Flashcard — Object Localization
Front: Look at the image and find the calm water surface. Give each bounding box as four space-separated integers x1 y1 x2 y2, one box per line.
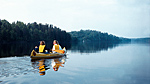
0 42 150 84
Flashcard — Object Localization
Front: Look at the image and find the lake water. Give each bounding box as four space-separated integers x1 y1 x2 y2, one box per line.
0 42 150 84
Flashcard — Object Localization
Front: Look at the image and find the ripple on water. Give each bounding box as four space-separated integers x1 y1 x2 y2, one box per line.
0 56 35 78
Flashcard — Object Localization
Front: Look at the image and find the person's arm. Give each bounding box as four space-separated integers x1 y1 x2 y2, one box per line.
44 46 50 52
52 45 55 50
34 46 39 52
45 46 50 50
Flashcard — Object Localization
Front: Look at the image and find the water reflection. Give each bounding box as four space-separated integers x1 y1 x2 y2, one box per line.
0 57 34 78
0 41 71 58
0 42 36 58
0 56 67 78
32 59 50 76
31 56 67 75
52 58 66 71
70 41 121 53
0 43 149 84
0 41 128 57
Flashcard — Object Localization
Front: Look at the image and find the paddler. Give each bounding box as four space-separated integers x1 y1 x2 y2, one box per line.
52 40 62 53
35 41 50 53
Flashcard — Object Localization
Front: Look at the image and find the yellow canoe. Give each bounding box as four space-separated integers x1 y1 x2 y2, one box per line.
30 48 66 60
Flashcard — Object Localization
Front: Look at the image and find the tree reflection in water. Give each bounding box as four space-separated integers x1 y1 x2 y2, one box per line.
70 41 121 53
0 41 125 57
0 41 71 58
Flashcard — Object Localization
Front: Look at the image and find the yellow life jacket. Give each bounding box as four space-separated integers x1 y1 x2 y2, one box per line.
54 45 59 50
53 46 66 54
39 65 45 72
39 45 45 53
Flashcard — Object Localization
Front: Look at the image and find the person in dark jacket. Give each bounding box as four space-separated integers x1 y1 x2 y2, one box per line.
35 41 50 53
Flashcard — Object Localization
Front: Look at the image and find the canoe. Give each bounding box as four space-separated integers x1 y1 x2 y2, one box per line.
30 50 66 60
30 48 66 60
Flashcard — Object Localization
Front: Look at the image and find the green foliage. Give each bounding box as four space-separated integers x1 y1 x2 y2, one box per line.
69 30 124 42
0 19 71 43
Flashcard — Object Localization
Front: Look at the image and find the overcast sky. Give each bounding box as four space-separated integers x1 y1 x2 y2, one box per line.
0 0 150 38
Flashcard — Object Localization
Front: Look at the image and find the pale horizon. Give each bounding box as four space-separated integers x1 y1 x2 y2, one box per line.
0 0 150 38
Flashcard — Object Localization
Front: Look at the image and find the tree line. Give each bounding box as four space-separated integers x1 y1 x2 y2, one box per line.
0 19 71 43
131 37 150 43
0 19 131 43
69 30 131 43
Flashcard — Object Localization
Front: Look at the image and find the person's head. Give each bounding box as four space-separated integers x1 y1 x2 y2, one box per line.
53 40 59 45
40 41 45 45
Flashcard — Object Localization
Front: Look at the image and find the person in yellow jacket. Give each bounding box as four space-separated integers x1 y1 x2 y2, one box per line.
52 40 63 53
52 40 62 50
52 40 67 54
35 41 50 53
